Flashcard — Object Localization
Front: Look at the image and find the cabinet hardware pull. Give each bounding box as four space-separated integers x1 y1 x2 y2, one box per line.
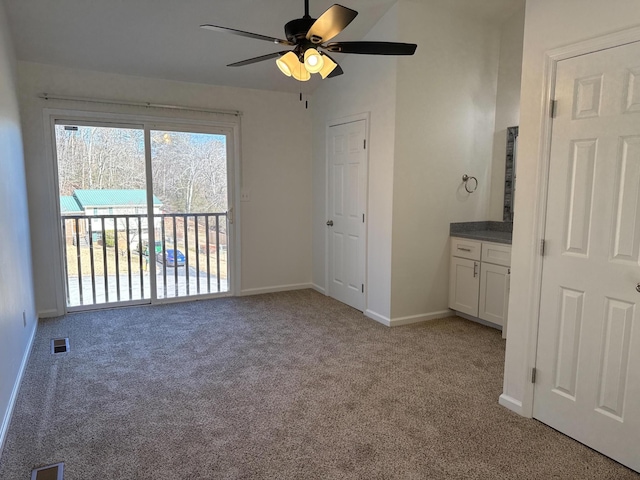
458 247 471 252
473 262 478 278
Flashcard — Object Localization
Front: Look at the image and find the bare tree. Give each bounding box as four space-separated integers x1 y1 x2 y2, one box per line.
56 125 228 214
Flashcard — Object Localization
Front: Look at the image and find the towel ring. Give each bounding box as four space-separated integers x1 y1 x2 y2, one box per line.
462 174 478 193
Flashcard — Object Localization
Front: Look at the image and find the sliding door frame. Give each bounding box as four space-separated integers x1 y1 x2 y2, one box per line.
43 108 242 315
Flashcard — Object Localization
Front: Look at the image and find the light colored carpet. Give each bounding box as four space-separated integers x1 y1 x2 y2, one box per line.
0 290 637 479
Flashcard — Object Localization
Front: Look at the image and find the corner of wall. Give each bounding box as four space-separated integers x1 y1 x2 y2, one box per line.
0 0 38 459
390 2 502 319
310 3 400 320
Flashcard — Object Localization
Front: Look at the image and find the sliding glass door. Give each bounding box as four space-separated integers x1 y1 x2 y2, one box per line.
55 120 232 311
56 122 151 308
150 128 229 299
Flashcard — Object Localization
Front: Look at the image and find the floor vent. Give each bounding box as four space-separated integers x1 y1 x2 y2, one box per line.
50 338 70 354
31 462 64 480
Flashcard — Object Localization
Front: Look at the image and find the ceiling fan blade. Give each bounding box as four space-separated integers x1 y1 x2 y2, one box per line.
325 41 417 55
200 24 293 46
227 51 290 67
327 63 343 78
306 4 358 44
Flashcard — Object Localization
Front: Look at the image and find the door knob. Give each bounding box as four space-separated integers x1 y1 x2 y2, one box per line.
636 283 640 293
326 220 334 227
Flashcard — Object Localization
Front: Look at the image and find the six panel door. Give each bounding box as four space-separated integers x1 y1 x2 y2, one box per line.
534 41 640 472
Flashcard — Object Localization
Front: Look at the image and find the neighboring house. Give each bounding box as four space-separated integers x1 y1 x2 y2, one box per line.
58 189 225 250
59 189 163 243
59 195 85 242
59 195 83 216
70 189 162 218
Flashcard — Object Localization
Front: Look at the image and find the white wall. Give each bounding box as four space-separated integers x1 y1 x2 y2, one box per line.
503 0 640 415
390 1 501 320
17 62 312 316
0 4 37 454
488 4 525 221
311 4 399 321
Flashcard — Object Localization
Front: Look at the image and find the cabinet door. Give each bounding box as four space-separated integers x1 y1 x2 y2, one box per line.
449 256 480 316
478 263 510 327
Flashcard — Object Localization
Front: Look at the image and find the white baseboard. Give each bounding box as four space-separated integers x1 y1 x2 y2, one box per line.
239 283 313 296
456 311 503 331
37 308 60 318
311 283 326 295
365 309 454 327
0 321 37 457
364 309 391 327
389 310 453 327
499 393 524 415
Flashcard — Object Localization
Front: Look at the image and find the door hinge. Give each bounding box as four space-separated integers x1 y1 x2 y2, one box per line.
228 207 234 224
363 139 366 149
531 367 537 384
540 239 546 256
362 284 364 293
550 99 557 118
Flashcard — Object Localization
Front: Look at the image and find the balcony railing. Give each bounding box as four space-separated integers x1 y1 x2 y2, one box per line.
61 212 228 308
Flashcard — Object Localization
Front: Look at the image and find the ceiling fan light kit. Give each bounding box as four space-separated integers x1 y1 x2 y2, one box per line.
276 51 298 77
318 53 338 79
304 48 325 73
201 0 417 83
291 61 312 82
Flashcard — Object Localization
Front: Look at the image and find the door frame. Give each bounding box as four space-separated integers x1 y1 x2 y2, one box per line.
324 112 370 309
514 26 640 418
42 107 242 315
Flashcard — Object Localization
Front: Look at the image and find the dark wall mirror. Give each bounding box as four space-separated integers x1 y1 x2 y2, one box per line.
503 126 518 221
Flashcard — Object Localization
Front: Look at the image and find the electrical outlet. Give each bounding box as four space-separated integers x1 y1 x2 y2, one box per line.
240 189 251 202
23 311 26 327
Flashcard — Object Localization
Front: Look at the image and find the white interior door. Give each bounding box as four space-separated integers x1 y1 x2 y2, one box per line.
327 119 367 311
534 41 640 472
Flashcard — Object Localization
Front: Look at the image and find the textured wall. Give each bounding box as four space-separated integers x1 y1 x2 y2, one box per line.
390 1 501 321
0 3 37 454
488 4 525 221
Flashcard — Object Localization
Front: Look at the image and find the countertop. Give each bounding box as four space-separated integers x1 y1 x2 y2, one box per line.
450 221 512 245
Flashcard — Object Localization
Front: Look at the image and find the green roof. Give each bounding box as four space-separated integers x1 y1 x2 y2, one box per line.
72 190 162 208
60 196 83 213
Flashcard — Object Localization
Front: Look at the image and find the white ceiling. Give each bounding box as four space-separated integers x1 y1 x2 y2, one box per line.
3 0 523 94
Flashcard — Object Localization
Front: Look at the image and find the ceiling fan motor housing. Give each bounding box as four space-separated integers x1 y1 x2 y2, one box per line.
284 17 316 43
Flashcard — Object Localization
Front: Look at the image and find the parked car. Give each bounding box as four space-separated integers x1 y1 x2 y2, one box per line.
158 248 185 267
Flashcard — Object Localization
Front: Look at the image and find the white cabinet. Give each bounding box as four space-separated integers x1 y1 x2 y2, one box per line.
478 262 510 326
449 256 480 316
449 238 482 316
449 237 511 330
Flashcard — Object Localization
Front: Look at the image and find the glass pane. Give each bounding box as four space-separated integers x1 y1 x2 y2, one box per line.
150 130 229 299
56 124 151 307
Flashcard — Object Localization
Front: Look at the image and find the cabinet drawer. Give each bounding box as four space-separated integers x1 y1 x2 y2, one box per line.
481 242 511 267
451 237 481 261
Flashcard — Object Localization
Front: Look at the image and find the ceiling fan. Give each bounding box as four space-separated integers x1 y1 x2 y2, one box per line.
201 0 417 81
